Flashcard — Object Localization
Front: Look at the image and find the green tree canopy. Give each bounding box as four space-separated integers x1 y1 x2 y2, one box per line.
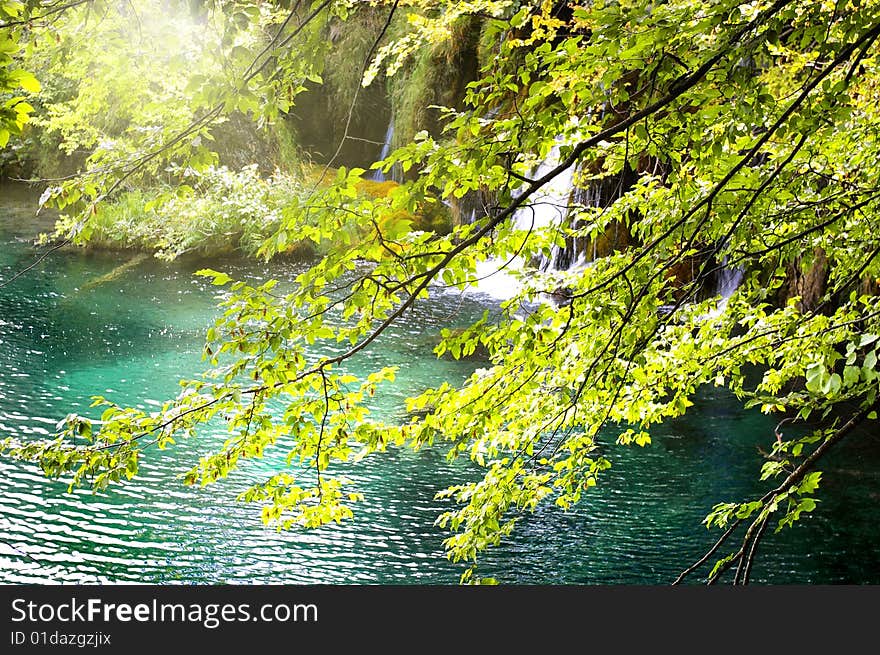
3 0 880 584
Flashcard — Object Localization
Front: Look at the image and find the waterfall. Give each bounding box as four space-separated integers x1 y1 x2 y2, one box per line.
369 120 395 182
716 258 744 300
463 143 580 300
704 255 745 317
510 145 579 272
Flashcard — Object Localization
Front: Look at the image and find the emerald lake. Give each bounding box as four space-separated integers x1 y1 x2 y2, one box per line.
2 184 879 584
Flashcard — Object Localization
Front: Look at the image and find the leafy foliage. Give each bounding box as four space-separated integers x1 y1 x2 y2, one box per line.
69 165 308 259
0 0 41 147
3 0 880 584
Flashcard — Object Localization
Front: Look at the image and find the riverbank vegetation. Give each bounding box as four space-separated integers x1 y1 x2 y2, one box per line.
65 163 446 259
2 0 880 584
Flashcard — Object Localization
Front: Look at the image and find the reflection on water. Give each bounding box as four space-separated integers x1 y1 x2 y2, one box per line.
1 183 879 584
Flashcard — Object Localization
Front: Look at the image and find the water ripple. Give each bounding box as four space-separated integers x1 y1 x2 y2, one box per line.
2 186 880 584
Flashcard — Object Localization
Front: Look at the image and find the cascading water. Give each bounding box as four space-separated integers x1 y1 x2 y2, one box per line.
701 254 746 318
511 145 581 272
369 120 396 182
717 258 744 300
454 137 745 308
465 144 582 300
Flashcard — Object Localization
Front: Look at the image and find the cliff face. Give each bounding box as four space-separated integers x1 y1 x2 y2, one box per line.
387 15 483 154
287 10 393 168
288 10 482 173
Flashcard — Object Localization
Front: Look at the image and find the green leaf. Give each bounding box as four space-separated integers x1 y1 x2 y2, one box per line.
9 69 40 93
195 269 232 286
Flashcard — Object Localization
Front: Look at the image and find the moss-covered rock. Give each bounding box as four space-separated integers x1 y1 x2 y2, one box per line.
387 15 483 157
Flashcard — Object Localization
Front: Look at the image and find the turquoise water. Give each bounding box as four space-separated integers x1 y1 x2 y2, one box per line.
1 183 879 584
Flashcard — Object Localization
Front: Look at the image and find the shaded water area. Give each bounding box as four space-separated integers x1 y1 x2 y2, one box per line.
1 183 879 584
